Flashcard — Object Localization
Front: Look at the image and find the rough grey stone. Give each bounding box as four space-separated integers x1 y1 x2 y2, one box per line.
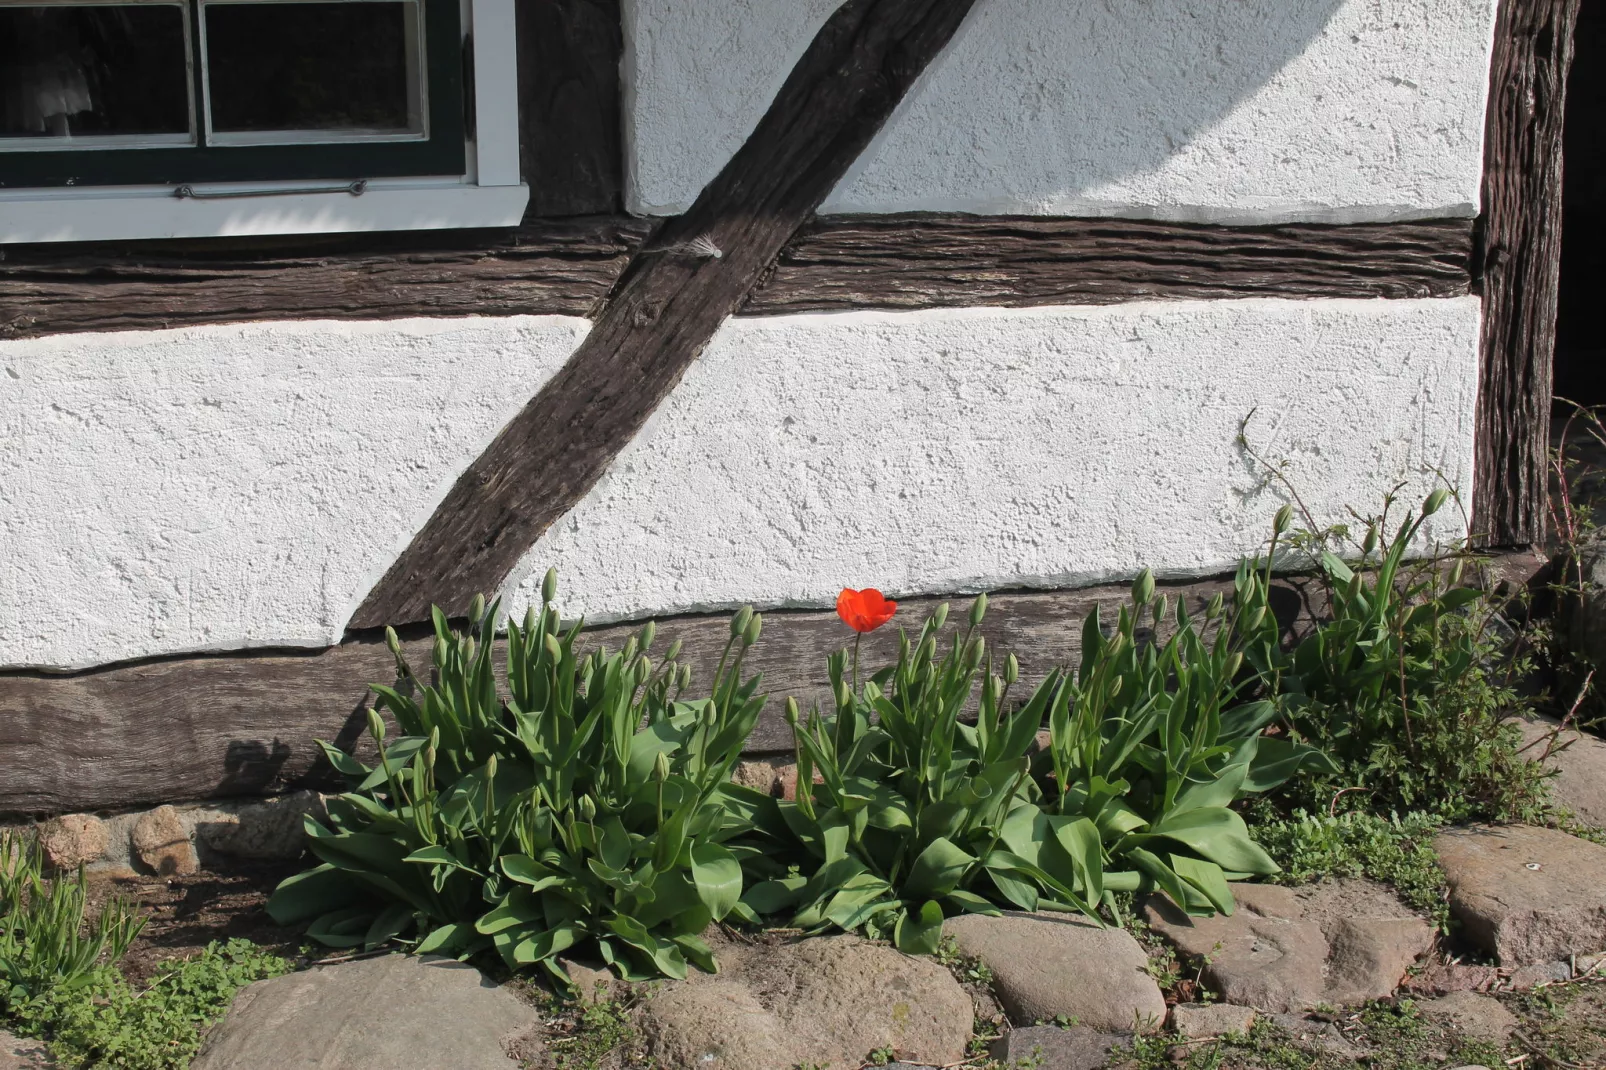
1508 959 1572 989
988 1025 1131 1070
1436 823 1606 966
1323 916 1436 1005
191 954 534 1070
637 932 972 1070
1170 1002 1256 1039
729 760 781 797
1509 715 1606 829
1144 885 1327 1013
131 805 197 877
946 911 1166 1031
1415 990 1518 1043
36 814 107 871
193 792 322 861
0 1031 54 1070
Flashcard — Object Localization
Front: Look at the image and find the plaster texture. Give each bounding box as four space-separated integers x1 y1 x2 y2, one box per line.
624 0 1495 222
0 316 589 670
501 297 1480 625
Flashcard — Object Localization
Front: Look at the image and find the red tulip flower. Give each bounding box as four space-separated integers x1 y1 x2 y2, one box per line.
837 588 897 633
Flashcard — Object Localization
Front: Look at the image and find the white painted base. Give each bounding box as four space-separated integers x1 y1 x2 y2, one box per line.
0 317 589 670
500 298 1481 626
625 0 1495 223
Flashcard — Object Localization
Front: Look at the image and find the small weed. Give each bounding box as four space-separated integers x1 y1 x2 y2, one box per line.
934 935 995 989
864 1045 895 1065
7 938 288 1070
539 991 655 1070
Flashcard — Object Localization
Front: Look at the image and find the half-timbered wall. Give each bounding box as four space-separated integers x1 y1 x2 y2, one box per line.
2 0 1573 814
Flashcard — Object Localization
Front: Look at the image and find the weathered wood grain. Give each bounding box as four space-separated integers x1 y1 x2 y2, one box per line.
2 576 1304 816
746 216 1475 313
1473 0 1581 546
349 0 985 629
0 218 650 339
517 0 623 218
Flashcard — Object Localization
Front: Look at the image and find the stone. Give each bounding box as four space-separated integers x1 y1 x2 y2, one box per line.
729 760 781 797
1508 715 1606 828
988 1025 1131 1070
1169 1003 1255 1039
1323 916 1435 1005
191 954 534 1070
1415 991 1518 1043
945 911 1166 1032
637 933 972 1069
638 981 806 1070
1144 886 1327 1013
0 1031 54 1070
1508 959 1572 989
131 805 197 877
774 761 822 803
1263 1012 1360 1057
1435 823 1606 966
195 792 322 861
36 814 107 871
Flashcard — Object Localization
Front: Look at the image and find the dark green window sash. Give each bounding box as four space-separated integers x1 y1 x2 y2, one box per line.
0 0 465 188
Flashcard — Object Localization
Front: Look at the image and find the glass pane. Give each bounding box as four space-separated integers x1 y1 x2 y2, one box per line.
204 1 422 138
0 4 190 141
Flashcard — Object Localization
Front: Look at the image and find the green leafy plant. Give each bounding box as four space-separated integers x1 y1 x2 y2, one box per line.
0 830 143 1010
1256 810 1450 930
268 573 775 982
1250 490 1550 821
7 938 287 1070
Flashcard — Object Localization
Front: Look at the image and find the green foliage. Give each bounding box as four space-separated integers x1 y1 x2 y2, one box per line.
745 582 1322 949
7 939 287 1070
1250 490 1550 822
268 576 774 982
0 830 143 1010
1255 810 1450 931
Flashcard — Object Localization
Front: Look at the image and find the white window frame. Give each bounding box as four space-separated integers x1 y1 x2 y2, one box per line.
0 0 527 243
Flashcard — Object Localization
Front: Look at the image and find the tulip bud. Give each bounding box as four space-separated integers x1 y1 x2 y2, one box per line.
702 701 719 727
523 605 537 635
577 794 597 822
424 745 437 770
640 620 657 651
469 593 486 626
1361 523 1379 557
385 625 403 660
964 636 986 667
1005 653 1019 686
1423 488 1449 517
622 635 638 662
1132 569 1155 608
429 727 441 749
666 638 683 661
636 657 653 686
918 636 938 665
678 664 693 690
1246 605 1267 631
654 752 671 782
1224 651 1243 678
835 680 853 708
544 634 563 662
744 614 763 647
541 567 558 606
1450 557 1465 587
969 594 988 628
730 605 754 639
784 696 801 726
1109 675 1124 699
1206 592 1225 620
1273 504 1294 535
366 708 385 741
485 754 499 780
929 604 949 633
1154 594 1170 624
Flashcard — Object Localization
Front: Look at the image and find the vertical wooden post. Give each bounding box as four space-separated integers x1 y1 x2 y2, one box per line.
1473 0 1581 546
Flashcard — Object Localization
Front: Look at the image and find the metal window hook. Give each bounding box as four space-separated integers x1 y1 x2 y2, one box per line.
173 179 368 200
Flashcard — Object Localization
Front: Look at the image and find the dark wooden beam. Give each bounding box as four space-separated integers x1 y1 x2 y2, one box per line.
0 219 650 340
747 216 1475 314
517 0 623 218
1473 0 1581 546
348 0 985 630
2 576 1280 816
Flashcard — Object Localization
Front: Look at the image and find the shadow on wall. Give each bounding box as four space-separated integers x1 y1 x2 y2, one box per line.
825 0 1438 218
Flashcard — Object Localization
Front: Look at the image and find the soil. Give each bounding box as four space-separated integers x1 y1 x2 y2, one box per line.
84 860 306 986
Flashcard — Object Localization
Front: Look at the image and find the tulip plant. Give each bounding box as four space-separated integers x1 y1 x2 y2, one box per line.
267 574 775 983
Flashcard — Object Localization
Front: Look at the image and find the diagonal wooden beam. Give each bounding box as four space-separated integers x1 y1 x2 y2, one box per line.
1472 0 1580 546
349 0 982 629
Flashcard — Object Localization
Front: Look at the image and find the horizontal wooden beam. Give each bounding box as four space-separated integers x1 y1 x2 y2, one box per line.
2 575 1318 817
0 218 650 340
0 215 1475 342
744 215 1476 314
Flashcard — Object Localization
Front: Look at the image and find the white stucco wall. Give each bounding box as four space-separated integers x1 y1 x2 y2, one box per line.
0 317 589 670
624 0 1496 222
499 297 1481 625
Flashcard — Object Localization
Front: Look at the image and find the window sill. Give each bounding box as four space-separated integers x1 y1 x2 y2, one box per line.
0 179 530 244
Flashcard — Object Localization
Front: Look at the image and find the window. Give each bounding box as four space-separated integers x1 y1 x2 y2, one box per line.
0 0 525 242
